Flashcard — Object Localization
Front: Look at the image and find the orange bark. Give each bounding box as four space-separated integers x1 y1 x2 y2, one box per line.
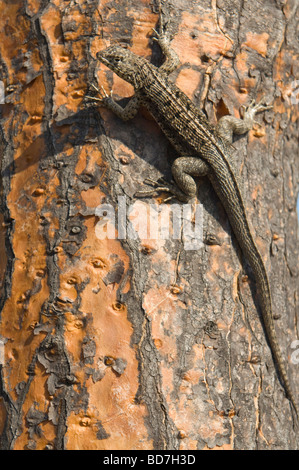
0 0 298 450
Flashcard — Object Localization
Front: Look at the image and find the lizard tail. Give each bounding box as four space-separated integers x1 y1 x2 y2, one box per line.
209 161 298 418
244 242 298 419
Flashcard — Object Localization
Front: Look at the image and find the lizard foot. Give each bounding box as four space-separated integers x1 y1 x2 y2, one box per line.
134 178 188 203
85 83 113 106
241 97 273 120
151 0 172 48
152 28 171 49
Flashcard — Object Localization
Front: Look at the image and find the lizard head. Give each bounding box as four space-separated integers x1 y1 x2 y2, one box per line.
97 46 144 88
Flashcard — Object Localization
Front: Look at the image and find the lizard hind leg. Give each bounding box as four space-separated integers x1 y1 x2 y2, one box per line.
216 98 273 144
171 156 210 199
135 157 210 203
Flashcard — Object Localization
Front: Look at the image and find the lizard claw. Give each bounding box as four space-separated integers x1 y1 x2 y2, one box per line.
143 177 159 187
151 28 170 46
242 96 273 120
135 177 188 202
92 83 113 99
253 95 273 113
86 83 113 104
151 1 171 46
152 28 160 39
143 177 172 187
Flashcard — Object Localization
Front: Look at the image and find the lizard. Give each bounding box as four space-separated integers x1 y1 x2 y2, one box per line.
88 10 298 418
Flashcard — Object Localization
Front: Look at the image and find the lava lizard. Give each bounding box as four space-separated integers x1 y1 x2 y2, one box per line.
88 16 298 417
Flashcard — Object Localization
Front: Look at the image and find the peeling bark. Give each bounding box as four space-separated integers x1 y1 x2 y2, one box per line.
0 0 298 450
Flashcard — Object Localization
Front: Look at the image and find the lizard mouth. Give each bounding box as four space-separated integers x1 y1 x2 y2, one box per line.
97 52 110 66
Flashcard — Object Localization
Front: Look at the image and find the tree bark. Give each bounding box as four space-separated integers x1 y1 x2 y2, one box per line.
0 0 298 450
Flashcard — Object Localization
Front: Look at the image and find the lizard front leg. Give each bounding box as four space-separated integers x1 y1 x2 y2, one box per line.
154 30 180 75
87 84 141 121
152 3 180 75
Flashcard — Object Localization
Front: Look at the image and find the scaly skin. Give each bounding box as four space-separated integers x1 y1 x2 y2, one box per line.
91 30 298 418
